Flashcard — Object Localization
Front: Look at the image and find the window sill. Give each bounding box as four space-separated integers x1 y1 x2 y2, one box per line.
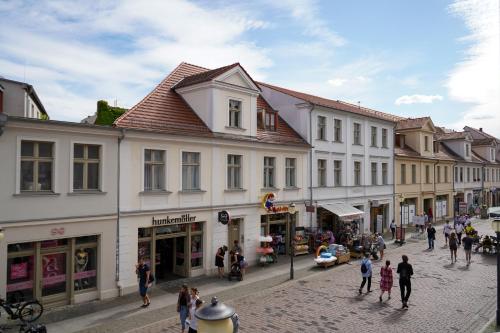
382 146 389 149
224 188 247 192
14 192 60 197
352 143 363 146
139 190 172 196
225 126 247 132
370 145 378 148
332 140 343 143
178 189 207 194
316 139 328 142
283 186 301 191
68 191 107 196
261 187 280 191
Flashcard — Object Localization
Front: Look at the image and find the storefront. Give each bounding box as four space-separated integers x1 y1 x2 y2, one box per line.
369 201 389 234
1 217 117 307
317 202 364 244
137 215 204 282
435 195 449 221
260 213 296 255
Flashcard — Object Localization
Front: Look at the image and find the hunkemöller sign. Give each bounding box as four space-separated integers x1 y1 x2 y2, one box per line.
152 214 196 226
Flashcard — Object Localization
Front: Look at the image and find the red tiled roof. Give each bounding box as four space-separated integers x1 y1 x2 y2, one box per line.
115 62 308 147
256 95 308 146
115 62 213 136
173 63 240 89
258 82 401 123
395 117 432 131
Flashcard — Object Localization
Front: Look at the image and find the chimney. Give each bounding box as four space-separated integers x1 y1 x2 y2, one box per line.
479 128 483 132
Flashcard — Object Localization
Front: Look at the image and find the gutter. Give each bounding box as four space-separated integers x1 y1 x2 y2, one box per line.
116 128 125 294
309 104 315 228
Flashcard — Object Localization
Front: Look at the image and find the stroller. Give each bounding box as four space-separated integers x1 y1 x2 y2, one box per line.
228 252 245 281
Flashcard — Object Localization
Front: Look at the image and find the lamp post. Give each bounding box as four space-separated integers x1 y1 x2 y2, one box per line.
289 203 296 280
492 216 500 327
397 195 405 245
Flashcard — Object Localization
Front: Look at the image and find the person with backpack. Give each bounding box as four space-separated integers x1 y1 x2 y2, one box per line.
358 253 372 294
427 224 436 249
177 284 191 333
449 232 458 263
135 257 152 308
397 255 413 309
379 260 393 302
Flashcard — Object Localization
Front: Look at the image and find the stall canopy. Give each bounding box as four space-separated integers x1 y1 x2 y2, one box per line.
320 203 364 221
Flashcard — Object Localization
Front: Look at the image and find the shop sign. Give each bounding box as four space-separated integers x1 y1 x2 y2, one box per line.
218 210 231 225
306 205 315 213
262 193 290 213
459 202 467 215
152 214 196 226
50 227 65 236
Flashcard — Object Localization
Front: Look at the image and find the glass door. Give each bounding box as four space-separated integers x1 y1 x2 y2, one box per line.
41 251 68 302
173 237 186 277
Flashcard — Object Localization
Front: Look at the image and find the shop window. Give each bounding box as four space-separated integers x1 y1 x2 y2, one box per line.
156 224 187 235
41 252 67 297
138 228 152 238
191 235 203 268
7 255 34 303
8 242 34 253
20 141 53 192
41 239 68 249
191 223 203 232
138 240 151 266
176 237 185 266
269 213 287 222
74 246 97 291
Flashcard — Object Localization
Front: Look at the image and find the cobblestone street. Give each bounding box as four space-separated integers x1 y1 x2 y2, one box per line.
134 219 497 333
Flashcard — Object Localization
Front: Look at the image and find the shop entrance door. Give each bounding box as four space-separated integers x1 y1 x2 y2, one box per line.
155 237 187 281
173 237 186 277
40 251 68 305
228 219 240 252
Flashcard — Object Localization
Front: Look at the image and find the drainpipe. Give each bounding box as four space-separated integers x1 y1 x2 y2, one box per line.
116 128 125 295
481 164 485 206
433 160 439 221
308 104 315 228
392 124 397 227
452 160 457 214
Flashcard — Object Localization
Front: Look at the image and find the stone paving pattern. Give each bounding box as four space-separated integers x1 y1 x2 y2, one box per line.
131 219 497 333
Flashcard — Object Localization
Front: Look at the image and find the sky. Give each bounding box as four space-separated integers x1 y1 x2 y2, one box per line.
0 0 499 136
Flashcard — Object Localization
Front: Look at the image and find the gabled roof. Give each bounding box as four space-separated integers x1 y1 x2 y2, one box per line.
464 126 500 144
115 62 308 147
395 117 433 131
435 131 471 141
258 81 400 123
471 138 496 146
0 77 48 116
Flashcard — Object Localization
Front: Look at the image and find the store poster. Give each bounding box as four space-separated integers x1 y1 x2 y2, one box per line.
10 262 28 280
42 253 66 286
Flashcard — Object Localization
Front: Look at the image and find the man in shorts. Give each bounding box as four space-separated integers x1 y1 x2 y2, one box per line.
135 257 151 307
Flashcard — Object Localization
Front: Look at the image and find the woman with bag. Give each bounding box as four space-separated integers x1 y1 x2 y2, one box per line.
379 260 393 302
177 284 191 333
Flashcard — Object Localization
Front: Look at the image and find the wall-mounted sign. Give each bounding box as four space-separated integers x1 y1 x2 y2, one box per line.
218 211 231 225
50 228 65 236
306 205 315 213
152 214 196 226
261 193 291 214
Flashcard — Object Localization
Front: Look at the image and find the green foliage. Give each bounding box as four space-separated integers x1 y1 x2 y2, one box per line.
40 113 49 120
95 100 127 126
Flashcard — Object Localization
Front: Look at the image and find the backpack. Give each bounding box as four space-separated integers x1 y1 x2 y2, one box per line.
361 261 368 274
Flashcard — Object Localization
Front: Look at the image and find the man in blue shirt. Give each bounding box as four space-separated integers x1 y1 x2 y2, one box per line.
359 253 372 294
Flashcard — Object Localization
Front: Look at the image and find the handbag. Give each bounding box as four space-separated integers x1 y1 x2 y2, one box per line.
383 244 387 249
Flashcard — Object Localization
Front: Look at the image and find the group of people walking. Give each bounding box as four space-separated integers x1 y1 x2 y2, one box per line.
430 219 475 265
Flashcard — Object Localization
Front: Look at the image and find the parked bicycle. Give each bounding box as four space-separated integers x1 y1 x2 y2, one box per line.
0 298 43 323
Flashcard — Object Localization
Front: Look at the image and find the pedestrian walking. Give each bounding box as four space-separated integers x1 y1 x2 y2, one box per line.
177 284 191 333
232 240 243 254
397 255 413 309
215 245 228 278
427 224 436 249
359 253 372 294
449 232 458 263
443 221 452 245
390 220 396 239
463 234 473 266
187 299 203 333
455 222 464 245
379 260 393 302
135 257 151 308
376 233 386 260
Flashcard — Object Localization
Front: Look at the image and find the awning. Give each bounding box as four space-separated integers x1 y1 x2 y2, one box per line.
320 203 364 221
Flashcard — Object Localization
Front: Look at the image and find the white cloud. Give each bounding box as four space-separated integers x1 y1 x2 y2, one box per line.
0 0 272 121
395 94 443 105
327 78 346 87
446 0 500 136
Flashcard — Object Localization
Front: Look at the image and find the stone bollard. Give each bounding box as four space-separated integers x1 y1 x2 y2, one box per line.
195 296 239 333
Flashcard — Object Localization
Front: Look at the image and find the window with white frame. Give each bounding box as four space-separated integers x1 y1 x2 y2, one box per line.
74 144 101 191
143 149 165 191
285 158 296 187
382 128 388 148
465 144 470 157
371 162 377 185
263 157 275 188
370 126 377 147
227 154 242 189
182 152 200 190
353 123 361 145
354 161 361 186
424 136 429 151
382 163 388 185
265 111 277 131
20 141 53 192
318 159 327 187
334 160 342 186
334 119 342 142
317 116 326 140
228 99 242 128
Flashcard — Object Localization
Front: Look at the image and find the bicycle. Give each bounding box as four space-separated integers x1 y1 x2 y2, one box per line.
0 298 43 323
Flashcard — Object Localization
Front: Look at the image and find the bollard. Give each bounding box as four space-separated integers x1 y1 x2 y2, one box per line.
195 296 238 333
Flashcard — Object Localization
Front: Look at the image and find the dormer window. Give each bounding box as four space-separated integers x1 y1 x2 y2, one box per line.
424 136 429 151
265 111 277 131
228 99 241 128
433 141 439 153
465 144 470 157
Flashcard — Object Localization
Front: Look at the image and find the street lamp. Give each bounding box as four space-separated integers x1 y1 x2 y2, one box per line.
397 195 405 245
289 203 296 280
492 215 500 327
